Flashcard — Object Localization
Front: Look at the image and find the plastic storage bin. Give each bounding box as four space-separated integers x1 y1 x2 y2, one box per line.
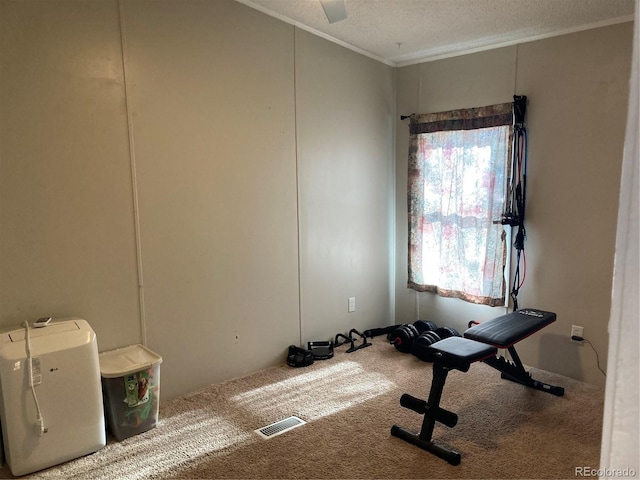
99 344 162 441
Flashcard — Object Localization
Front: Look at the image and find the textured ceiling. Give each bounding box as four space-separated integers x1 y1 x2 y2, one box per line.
237 0 635 65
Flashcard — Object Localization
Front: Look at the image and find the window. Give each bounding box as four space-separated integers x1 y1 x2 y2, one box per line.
407 103 514 306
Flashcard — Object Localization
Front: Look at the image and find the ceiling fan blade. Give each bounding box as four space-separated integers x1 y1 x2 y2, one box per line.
319 0 347 24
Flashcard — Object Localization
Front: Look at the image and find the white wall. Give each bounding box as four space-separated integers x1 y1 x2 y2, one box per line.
396 23 634 387
0 0 395 400
295 29 396 343
600 1 639 473
0 0 142 349
120 0 301 397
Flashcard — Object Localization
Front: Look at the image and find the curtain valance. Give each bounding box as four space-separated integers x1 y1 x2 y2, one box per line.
409 102 513 135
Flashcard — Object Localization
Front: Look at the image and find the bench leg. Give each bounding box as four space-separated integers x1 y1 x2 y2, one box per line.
391 361 462 465
484 346 564 396
391 425 461 465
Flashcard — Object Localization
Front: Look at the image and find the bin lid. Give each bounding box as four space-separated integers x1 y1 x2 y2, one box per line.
99 344 162 378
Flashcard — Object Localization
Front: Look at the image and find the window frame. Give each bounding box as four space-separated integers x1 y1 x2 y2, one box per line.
407 103 514 307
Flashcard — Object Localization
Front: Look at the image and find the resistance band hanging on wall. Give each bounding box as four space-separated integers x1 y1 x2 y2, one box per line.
500 95 528 311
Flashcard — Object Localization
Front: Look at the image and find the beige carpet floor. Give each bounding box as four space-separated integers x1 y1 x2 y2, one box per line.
3 338 604 479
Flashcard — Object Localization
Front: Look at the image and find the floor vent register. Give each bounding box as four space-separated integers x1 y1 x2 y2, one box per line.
255 416 306 439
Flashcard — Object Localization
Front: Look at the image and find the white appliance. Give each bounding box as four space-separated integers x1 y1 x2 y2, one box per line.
0 319 106 476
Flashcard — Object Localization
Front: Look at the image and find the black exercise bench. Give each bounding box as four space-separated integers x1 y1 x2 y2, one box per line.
391 308 564 465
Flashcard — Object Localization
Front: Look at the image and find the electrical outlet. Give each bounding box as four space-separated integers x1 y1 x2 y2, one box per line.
348 297 356 313
571 325 584 342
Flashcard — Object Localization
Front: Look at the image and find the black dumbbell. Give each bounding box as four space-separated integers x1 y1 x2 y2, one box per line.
413 320 438 334
410 330 442 362
390 324 420 353
435 326 461 339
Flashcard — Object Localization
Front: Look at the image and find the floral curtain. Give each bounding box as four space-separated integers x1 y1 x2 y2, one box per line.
407 103 513 306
